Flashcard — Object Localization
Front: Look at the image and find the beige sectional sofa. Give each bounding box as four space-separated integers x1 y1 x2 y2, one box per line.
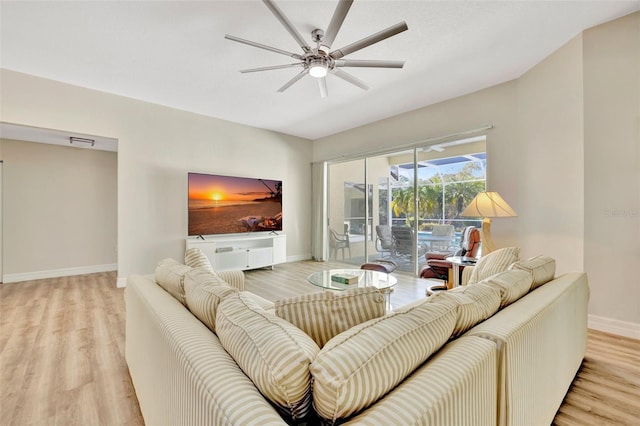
125 251 589 426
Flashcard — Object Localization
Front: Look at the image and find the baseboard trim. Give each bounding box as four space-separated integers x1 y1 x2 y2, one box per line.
588 315 640 339
116 276 128 288
3 263 118 284
286 253 312 263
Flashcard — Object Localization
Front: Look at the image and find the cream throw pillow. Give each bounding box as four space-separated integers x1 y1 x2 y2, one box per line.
509 255 556 290
274 287 385 348
482 269 533 308
427 283 501 337
154 258 191 305
310 299 456 422
184 268 238 332
184 247 214 273
216 292 320 423
468 247 521 284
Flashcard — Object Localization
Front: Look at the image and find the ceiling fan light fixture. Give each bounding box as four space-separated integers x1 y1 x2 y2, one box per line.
309 61 328 78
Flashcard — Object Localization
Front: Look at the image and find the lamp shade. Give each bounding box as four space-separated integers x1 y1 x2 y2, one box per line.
461 191 516 255
461 191 517 218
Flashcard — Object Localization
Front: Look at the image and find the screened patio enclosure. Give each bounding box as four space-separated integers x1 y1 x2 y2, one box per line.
326 137 486 274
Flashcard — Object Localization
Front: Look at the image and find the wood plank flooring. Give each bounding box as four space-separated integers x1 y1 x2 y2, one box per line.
0 261 637 425
0 272 143 426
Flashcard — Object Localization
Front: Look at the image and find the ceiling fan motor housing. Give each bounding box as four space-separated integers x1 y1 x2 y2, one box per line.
312 28 324 43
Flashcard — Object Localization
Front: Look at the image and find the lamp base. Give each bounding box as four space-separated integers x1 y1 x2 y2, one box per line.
481 218 496 255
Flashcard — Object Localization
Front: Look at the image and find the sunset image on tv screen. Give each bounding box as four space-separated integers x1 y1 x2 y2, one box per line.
188 173 282 236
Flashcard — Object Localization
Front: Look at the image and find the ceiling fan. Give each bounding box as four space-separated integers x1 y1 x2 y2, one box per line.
225 0 408 98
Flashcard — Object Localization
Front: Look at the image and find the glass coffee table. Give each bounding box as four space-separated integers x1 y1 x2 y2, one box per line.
307 269 397 311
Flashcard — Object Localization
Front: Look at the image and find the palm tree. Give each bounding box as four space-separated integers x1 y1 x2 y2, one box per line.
389 160 486 228
390 187 412 225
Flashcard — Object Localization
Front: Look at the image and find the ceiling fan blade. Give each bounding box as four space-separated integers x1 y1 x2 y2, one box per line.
330 21 408 60
335 59 405 68
332 68 369 90
318 77 328 98
263 0 311 53
240 63 304 73
225 34 303 59
320 0 353 52
277 69 309 93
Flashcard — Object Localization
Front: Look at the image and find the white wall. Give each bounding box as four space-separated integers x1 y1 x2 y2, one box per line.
314 13 640 332
583 12 639 326
0 69 313 278
516 34 585 275
0 139 117 277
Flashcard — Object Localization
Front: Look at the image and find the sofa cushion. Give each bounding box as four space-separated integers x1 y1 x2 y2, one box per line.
274 287 385 348
509 255 556 290
216 270 245 291
427 283 501 337
241 291 274 311
482 269 533 308
310 299 456 422
184 268 238 332
468 247 521 284
184 247 214 273
216 292 320 423
154 258 191 305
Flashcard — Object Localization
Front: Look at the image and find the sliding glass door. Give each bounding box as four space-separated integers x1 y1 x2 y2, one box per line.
415 139 486 253
325 137 486 274
327 158 368 264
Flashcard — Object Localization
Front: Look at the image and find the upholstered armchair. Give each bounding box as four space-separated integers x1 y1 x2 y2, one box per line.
420 226 481 286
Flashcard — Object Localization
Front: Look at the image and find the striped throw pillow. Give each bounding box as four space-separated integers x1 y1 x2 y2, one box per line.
427 283 501 337
274 288 385 348
468 247 520 284
509 255 556 290
310 299 456 422
216 293 320 423
154 258 191 305
184 268 238 332
184 247 214 273
482 269 533 308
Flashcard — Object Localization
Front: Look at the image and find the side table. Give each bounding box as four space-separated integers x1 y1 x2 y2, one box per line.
446 256 478 287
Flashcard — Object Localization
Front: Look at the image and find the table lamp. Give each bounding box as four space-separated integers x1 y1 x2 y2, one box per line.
461 191 517 255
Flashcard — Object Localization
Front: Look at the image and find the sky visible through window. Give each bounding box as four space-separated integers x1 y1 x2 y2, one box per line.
397 154 486 183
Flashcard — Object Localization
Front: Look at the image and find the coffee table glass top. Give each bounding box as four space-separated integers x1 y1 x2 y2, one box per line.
307 269 397 291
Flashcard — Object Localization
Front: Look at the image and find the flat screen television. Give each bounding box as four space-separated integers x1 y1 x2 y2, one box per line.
188 172 282 236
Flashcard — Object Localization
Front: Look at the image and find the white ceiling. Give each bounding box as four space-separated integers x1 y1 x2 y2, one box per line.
1 1 638 140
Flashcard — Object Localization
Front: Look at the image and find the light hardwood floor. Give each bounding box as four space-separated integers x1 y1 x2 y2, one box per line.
0 261 638 425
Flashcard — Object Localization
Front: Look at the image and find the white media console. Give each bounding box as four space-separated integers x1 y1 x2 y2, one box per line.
186 233 286 272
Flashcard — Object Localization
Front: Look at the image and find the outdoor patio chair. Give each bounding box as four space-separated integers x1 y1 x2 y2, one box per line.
430 224 455 250
375 225 393 258
391 226 427 264
329 227 351 259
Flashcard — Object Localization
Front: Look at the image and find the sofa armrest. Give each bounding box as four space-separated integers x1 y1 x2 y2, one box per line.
126 275 285 425
342 336 497 425
217 270 245 291
467 272 589 426
461 265 474 285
